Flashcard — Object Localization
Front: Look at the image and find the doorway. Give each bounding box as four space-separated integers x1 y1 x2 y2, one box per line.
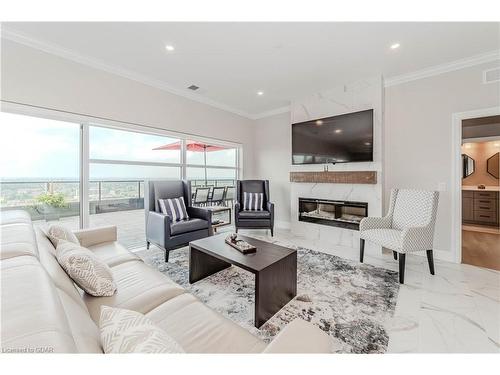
460 114 500 270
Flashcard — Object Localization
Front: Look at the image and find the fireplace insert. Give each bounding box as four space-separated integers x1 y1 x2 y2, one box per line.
298 198 368 230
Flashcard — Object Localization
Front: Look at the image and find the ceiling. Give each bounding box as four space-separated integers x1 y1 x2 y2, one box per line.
2 22 499 118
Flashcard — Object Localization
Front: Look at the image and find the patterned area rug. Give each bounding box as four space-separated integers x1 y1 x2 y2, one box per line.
136 240 399 353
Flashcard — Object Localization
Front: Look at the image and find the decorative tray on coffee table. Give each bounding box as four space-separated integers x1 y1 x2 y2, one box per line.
225 234 257 254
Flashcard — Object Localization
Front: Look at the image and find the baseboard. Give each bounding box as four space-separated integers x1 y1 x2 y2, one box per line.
275 220 291 230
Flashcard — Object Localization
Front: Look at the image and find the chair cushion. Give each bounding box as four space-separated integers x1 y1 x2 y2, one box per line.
99 306 184 353
361 228 402 251
147 294 266 353
170 218 209 235
238 210 271 219
83 260 185 323
56 240 117 297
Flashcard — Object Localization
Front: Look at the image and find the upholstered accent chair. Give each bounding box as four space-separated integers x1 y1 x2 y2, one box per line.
234 180 275 236
144 180 213 262
359 188 439 284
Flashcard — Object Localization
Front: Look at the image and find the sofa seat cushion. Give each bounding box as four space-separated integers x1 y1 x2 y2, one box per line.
0 213 39 260
83 260 185 322
360 228 402 251
87 241 141 267
238 210 271 219
170 218 208 235
146 294 266 353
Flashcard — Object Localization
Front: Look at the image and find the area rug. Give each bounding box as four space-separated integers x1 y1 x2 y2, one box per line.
136 240 399 353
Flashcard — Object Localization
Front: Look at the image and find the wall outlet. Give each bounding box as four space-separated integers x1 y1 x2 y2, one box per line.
437 182 446 192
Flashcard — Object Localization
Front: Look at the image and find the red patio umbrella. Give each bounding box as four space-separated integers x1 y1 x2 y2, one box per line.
153 141 226 185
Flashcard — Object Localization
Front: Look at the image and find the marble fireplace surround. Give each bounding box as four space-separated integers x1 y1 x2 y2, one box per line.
290 76 384 255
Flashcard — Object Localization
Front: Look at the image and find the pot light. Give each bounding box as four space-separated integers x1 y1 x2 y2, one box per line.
334 129 343 134
364 142 371 146
316 120 323 126
494 143 500 147
165 45 175 51
464 143 472 149
257 91 264 96
390 43 400 50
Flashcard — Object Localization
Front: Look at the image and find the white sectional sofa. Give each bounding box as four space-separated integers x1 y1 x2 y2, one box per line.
0 210 331 353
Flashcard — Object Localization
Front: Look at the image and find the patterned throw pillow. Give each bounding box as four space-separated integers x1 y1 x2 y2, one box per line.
243 192 264 211
99 306 185 354
44 224 80 247
158 197 189 221
56 240 116 297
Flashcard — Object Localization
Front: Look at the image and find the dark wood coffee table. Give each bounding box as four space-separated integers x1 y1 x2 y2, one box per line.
189 234 297 328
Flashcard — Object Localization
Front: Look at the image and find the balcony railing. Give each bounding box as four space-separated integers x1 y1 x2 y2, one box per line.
0 179 236 221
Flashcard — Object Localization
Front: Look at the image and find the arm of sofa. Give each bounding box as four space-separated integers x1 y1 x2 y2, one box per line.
146 211 172 248
262 319 332 353
73 226 117 248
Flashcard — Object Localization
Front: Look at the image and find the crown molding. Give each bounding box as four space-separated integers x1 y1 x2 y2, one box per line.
252 105 291 119
1 27 257 120
384 50 500 87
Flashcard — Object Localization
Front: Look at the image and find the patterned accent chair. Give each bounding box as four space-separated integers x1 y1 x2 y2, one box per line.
359 189 439 284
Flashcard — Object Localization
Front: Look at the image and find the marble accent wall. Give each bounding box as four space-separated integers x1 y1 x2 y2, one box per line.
290 76 384 253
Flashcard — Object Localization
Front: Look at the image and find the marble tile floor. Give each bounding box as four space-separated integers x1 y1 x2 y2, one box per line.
198 227 500 353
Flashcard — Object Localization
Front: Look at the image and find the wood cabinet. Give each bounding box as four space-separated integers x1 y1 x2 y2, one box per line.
463 190 499 226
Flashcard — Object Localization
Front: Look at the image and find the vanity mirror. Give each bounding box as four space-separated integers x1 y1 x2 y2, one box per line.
487 152 499 179
462 154 475 178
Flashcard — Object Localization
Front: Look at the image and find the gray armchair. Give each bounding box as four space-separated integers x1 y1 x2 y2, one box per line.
145 180 212 262
235 180 274 236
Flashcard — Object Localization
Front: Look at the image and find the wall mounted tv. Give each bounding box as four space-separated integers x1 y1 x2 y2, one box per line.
292 109 374 165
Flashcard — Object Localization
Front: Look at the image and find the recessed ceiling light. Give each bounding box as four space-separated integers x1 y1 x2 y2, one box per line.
364 142 371 146
165 45 175 51
390 43 400 50
257 91 264 96
464 143 472 149
334 129 343 134
316 120 323 126
494 143 500 147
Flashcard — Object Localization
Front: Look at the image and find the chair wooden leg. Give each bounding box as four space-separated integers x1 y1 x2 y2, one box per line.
146 241 150 250
270 228 274 237
165 250 170 262
393 251 398 260
359 238 365 263
398 253 406 284
426 249 435 275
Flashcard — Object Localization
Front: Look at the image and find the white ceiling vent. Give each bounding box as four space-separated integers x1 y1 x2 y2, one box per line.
483 67 500 84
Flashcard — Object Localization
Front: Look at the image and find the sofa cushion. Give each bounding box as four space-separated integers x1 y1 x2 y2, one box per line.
56 240 117 297
170 218 208 235
0 256 78 353
87 241 141 267
100 306 184 353
83 260 186 322
0 211 39 260
147 294 266 353
44 223 80 248
238 210 271 219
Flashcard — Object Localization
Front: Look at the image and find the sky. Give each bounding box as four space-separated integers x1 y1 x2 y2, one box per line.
0 112 237 180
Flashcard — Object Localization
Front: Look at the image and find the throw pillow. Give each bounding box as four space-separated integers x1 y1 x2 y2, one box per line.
158 197 189 221
44 223 80 247
56 240 117 297
243 192 264 211
99 306 185 354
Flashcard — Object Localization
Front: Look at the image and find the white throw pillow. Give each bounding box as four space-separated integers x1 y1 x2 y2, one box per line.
56 240 117 297
45 224 80 247
99 306 185 354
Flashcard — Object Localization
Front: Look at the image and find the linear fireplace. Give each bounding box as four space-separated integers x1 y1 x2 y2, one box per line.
298 198 368 230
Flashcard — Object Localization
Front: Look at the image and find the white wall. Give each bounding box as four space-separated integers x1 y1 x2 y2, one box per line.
253 112 291 228
0 40 256 176
385 61 500 259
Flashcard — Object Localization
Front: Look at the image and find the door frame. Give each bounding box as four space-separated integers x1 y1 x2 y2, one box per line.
451 106 500 264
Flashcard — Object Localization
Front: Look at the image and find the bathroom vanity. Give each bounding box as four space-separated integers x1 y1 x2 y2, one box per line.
462 186 499 226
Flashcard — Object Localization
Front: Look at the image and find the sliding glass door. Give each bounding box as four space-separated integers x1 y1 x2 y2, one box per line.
0 109 242 250
0 112 81 229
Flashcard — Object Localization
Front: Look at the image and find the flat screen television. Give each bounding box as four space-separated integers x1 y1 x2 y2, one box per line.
292 109 374 164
